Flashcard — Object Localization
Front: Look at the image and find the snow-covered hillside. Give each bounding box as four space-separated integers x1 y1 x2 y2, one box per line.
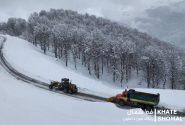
1 35 185 112
2 35 123 97
0 36 184 125
2 56 184 125
1 36 148 125
1 56 140 125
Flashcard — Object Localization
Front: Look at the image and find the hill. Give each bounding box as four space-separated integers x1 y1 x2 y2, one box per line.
0 9 185 89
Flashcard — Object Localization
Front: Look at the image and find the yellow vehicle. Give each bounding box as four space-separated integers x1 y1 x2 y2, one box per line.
49 78 78 94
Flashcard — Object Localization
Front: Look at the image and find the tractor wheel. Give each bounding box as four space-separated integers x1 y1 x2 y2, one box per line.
68 89 73 94
118 100 125 106
49 85 53 90
60 86 64 91
73 86 78 94
63 88 68 93
132 102 138 107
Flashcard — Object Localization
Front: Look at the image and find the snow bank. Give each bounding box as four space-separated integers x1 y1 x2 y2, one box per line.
2 35 185 111
0 62 138 125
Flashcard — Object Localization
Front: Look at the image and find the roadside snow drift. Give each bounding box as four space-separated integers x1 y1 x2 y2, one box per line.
2 35 185 111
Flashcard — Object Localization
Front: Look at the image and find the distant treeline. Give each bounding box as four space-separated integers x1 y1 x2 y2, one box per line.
0 9 185 89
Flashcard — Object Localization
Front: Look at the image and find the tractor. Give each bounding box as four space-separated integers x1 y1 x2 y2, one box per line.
107 89 160 109
49 78 78 94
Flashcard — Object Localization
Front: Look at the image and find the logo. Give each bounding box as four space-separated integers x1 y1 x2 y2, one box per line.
123 109 183 122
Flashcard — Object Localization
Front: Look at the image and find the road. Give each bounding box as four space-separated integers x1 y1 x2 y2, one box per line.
1 35 185 117
0 36 107 102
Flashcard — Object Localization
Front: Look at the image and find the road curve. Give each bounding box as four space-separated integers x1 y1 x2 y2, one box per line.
1 36 185 117
0 36 107 102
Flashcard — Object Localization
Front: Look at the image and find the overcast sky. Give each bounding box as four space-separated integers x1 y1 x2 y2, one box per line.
0 0 185 47
0 0 182 22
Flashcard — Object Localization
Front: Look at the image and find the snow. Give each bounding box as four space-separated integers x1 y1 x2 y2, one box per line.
0 61 129 125
2 35 185 111
3 35 124 97
1 63 185 125
2 65 183 125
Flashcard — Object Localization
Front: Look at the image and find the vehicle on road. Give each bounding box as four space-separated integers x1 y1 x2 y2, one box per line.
49 78 78 94
107 89 160 109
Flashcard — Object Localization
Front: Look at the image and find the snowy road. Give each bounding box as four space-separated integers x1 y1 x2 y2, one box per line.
0 36 107 102
0 35 185 118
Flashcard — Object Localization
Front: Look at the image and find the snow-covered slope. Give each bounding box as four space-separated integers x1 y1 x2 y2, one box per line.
2 35 185 111
3 35 123 97
0 60 133 125
2 36 184 125
2 59 184 125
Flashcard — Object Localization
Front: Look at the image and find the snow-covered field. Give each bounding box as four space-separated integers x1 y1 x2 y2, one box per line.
0 35 185 125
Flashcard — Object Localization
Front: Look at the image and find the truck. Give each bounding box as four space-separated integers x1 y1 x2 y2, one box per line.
49 78 78 94
107 89 160 109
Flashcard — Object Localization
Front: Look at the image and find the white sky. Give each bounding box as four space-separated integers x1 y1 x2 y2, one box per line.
0 0 182 22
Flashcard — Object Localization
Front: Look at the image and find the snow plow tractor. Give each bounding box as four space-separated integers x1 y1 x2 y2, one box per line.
49 78 78 94
107 89 160 109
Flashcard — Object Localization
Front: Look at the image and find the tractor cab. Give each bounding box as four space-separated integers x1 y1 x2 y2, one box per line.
62 78 70 86
61 78 70 83
61 78 70 89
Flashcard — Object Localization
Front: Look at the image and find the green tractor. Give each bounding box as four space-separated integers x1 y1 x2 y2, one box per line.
49 78 78 94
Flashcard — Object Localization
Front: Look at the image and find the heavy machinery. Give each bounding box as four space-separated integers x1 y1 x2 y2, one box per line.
49 78 78 94
107 89 160 109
